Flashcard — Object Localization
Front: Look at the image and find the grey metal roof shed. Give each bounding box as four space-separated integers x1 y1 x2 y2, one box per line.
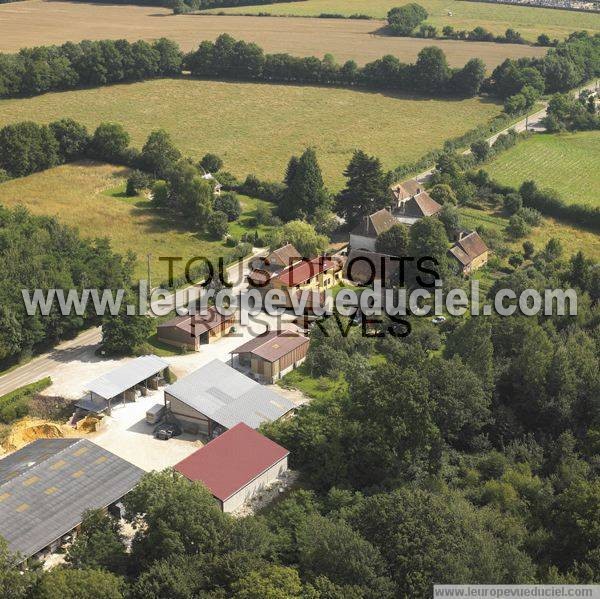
0 438 144 560
85 355 169 400
164 359 295 430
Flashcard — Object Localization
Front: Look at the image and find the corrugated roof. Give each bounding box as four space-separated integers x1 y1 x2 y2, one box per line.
174 423 288 502
0 439 143 559
275 257 336 287
165 359 295 429
231 331 309 363
86 355 169 400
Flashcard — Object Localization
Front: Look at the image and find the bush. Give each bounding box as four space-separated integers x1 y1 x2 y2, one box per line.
207 210 229 239
0 378 52 424
199 152 223 173
214 192 242 222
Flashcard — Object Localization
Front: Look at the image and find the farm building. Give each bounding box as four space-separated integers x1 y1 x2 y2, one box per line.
349 208 397 252
164 359 295 437
231 330 309 383
0 438 143 563
449 231 490 275
269 256 343 307
157 306 236 351
247 244 302 288
76 354 169 415
174 423 289 513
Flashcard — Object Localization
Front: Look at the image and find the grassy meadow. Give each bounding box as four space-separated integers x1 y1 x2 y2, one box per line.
484 131 600 208
207 0 600 41
460 206 600 260
0 78 502 189
0 162 273 283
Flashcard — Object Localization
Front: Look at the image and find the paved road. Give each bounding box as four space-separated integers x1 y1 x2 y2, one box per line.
0 250 265 396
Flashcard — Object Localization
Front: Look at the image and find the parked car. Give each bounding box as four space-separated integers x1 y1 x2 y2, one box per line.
154 422 182 440
431 316 447 325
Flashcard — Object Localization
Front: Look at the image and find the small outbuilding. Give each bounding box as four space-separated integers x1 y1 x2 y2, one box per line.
77 354 169 415
164 359 296 437
174 423 289 513
231 330 309 383
157 306 236 352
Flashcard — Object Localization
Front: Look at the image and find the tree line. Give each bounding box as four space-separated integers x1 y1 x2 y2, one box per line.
0 31 598 105
0 38 182 98
186 33 488 97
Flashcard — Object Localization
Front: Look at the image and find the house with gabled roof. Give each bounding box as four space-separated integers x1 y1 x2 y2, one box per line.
269 256 343 308
247 243 302 288
448 230 489 275
392 188 442 226
349 208 397 252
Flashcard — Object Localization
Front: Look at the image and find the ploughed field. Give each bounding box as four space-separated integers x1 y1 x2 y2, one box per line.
0 162 274 283
0 78 503 188
0 2 546 67
206 0 600 42
484 131 600 208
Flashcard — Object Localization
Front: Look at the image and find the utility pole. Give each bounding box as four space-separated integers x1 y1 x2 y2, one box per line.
147 253 152 302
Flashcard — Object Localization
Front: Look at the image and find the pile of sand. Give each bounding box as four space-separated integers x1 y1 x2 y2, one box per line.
76 415 102 433
2 417 72 452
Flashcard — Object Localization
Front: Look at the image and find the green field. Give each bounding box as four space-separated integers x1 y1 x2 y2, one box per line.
0 162 273 283
0 78 502 189
206 0 600 42
461 206 600 260
484 131 600 208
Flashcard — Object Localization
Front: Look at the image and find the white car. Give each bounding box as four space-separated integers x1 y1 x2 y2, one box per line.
431 316 447 325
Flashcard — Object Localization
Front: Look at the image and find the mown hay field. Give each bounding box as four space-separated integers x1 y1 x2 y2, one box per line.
0 2 546 67
0 162 273 282
484 131 600 208
207 0 600 42
0 78 503 188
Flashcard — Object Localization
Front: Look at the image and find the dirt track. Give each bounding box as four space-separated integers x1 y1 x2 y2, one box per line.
0 1 545 68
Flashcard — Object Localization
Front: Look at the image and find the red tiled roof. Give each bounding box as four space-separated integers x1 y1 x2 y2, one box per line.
174 424 289 502
275 257 336 287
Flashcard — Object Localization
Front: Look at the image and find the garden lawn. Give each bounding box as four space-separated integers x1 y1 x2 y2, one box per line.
0 162 268 283
0 78 502 189
484 131 600 208
207 0 600 41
